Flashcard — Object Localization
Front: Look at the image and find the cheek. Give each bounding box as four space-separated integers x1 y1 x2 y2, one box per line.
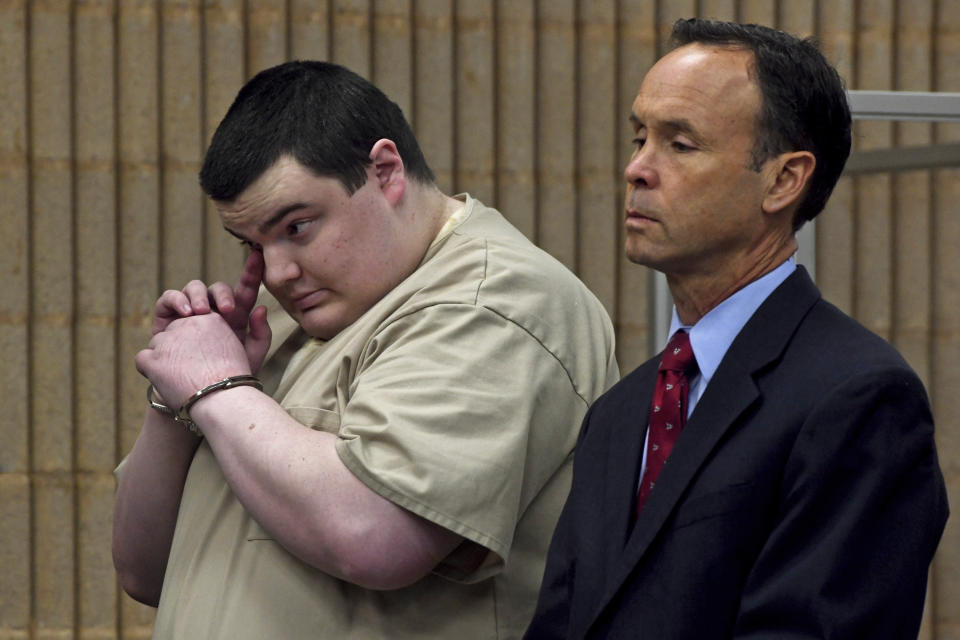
332 226 351 251
682 165 754 208
722 168 766 212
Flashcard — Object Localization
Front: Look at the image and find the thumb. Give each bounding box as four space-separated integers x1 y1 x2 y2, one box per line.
245 305 272 373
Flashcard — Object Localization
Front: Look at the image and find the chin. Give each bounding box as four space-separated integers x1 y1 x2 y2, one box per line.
625 244 675 273
298 308 354 341
624 241 652 266
299 319 340 341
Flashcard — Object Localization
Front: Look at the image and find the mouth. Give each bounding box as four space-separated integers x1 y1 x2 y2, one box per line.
289 289 329 312
625 209 659 225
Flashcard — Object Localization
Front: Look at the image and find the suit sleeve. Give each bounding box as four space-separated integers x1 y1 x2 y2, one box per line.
734 367 949 638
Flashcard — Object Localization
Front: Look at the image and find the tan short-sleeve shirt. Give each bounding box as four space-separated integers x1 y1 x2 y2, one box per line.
150 196 619 639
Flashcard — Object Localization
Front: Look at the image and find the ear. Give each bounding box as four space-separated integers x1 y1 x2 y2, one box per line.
369 138 406 207
762 150 815 216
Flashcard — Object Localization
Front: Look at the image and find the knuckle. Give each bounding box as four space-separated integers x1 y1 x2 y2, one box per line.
134 349 150 374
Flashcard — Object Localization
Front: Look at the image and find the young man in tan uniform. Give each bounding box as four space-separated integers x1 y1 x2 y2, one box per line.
113 61 619 639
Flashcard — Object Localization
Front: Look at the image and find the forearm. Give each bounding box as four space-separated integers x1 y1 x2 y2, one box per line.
190 386 462 589
112 408 202 606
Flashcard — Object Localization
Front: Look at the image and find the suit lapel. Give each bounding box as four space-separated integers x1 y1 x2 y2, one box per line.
566 359 658 623
594 361 760 615
603 364 659 554
583 267 823 631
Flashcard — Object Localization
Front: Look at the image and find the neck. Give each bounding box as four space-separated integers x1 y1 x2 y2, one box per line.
669 232 797 326
397 182 464 259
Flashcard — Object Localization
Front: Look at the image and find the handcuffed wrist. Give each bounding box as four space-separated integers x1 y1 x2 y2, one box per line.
146 374 263 436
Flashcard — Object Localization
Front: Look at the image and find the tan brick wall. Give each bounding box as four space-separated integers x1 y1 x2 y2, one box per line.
0 1 956 637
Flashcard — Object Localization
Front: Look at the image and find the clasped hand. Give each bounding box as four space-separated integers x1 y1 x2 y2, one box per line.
135 252 272 409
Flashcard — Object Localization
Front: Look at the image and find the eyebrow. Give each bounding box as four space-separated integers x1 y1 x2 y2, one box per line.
629 113 701 139
258 202 310 234
223 202 310 241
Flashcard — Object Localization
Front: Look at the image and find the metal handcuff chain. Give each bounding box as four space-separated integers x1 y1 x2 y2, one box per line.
147 375 263 436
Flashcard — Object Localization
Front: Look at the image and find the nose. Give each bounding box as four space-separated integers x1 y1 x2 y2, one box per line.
261 245 301 289
624 146 659 190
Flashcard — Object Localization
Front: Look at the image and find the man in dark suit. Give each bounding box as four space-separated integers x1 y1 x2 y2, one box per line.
526 18 948 639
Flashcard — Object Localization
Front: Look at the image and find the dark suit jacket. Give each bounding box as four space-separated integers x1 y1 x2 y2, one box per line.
526 267 948 639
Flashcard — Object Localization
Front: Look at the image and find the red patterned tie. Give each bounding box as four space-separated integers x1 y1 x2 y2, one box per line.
636 330 698 516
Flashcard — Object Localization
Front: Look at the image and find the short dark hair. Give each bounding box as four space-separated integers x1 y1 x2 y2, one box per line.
670 19 852 229
200 61 435 201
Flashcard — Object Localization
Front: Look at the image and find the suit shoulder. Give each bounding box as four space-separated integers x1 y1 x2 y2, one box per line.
795 297 916 376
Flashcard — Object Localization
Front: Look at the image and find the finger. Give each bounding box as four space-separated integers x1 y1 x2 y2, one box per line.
234 251 265 312
208 281 237 315
247 305 271 343
182 280 211 314
218 300 249 336
153 290 193 334
156 289 192 317
245 305 272 373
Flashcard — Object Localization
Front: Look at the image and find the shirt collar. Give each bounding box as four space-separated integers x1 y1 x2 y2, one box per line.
668 258 796 386
427 193 472 252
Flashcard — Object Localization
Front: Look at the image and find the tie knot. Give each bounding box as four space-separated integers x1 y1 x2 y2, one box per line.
660 331 697 374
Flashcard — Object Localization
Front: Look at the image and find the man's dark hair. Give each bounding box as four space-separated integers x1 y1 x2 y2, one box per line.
670 18 852 229
200 60 435 201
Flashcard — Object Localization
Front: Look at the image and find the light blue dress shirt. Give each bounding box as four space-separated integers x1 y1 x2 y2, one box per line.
639 258 797 481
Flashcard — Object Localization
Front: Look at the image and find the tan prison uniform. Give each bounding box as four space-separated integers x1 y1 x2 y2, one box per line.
149 195 619 639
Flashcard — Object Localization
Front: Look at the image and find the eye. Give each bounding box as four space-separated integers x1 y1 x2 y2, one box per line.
632 136 646 148
671 139 695 152
286 219 312 237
